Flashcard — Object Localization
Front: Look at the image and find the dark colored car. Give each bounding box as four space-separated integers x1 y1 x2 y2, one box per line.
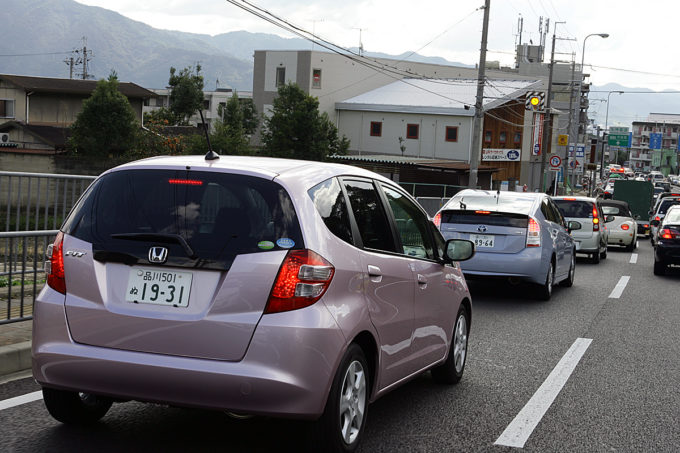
654 205 680 275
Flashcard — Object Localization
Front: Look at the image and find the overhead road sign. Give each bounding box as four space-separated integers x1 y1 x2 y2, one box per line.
608 134 630 147
649 133 662 150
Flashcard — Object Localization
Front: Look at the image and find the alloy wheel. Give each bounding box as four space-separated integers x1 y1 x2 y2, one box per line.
453 314 468 373
339 360 366 445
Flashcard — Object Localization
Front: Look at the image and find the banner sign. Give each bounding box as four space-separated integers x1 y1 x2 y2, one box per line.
482 148 521 161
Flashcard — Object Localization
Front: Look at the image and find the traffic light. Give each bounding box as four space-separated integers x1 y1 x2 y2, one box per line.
525 91 545 111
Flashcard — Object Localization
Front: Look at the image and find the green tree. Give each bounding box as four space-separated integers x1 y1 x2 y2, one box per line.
69 74 139 156
218 93 259 136
261 83 349 161
168 65 204 124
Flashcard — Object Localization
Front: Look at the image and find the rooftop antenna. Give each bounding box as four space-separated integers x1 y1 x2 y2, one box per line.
198 109 219 161
352 27 366 56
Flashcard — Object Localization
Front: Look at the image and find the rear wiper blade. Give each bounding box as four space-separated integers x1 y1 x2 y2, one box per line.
110 233 197 259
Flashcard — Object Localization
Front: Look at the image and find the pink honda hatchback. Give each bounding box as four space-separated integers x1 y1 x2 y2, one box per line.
33 155 474 452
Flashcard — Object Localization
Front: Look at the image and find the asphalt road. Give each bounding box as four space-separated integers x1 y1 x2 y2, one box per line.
1 240 678 452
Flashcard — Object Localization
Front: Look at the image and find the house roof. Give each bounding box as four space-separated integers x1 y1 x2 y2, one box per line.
330 154 500 173
0 74 155 98
336 78 541 116
0 121 70 147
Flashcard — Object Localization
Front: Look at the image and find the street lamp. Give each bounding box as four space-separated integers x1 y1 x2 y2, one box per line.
601 90 624 177
576 33 608 193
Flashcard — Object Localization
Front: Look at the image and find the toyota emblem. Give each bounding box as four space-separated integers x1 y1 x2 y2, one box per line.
477 225 487 233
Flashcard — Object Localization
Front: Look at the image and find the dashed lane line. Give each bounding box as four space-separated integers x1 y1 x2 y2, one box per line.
0 391 42 412
494 338 593 448
630 253 638 264
608 276 630 299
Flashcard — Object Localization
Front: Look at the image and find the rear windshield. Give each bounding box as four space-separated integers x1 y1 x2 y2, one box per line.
601 205 630 217
666 210 680 223
658 199 680 215
441 210 529 228
448 194 536 215
62 169 304 270
554 200 594 218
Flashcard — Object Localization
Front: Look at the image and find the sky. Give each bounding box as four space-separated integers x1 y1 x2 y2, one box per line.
74 0 680 93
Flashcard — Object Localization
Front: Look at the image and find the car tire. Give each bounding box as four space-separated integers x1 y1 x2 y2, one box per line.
625 240 635 252
560 252 575 287
431 304 469 385
653 260 666 276
591 251 600 264
536 261 554 300
42 388 112 425
311 344 369 453
600 244 607 259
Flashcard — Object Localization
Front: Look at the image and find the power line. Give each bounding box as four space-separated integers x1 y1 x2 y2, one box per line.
0 51 72 57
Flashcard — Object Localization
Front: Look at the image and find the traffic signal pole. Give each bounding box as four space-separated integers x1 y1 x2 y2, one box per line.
539 32 556 192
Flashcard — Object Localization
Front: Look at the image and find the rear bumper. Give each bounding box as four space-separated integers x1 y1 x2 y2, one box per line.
607 230 635 246
32 287 345 419
572 233 601 254
460 247 547 284
655 243 680 265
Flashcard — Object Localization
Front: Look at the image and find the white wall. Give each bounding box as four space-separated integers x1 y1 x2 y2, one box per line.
338 110 473 160
264 52 299 92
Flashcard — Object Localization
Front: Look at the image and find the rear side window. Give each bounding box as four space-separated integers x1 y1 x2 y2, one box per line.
658 199 680 215
381 184 434 260
343 179 396 252
554 200 594 218
62 170 304 269
308 177 353 245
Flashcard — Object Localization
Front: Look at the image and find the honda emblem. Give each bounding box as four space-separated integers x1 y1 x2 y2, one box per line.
148 247 168 264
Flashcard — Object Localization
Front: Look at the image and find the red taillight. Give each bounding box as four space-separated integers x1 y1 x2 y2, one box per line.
264 249 335 314
526 217 541 247
655 216 661 221
46 232 66 294
592 204 600 231
168 179 203 186
621 224 630 230
433 212 442 229
660 228 679 239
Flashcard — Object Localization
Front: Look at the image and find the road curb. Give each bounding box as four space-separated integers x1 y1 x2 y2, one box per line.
0 341 32 377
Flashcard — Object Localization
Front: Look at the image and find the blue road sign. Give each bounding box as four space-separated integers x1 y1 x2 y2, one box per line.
649 133 662 150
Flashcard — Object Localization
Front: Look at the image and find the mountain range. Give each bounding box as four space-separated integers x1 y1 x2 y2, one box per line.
2 0 679 127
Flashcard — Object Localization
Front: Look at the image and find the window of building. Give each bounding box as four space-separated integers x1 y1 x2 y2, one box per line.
370 121 382 137
203 99 210 110
312 69 322 89
484 130 492 143
276 67 286 87
499 131 507 145
514 132 522 145
0 99 15 118
406 124 419 139
445 126 458 142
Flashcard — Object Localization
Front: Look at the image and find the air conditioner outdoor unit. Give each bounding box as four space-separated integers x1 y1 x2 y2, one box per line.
0 133 9 143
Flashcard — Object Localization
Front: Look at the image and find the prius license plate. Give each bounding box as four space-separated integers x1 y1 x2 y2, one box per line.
470 234 495 248
125 268 192 307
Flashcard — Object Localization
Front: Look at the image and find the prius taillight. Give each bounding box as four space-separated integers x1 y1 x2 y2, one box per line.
526 217 541 247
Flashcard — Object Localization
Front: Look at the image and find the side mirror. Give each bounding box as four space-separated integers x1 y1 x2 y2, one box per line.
605 215 615 223
567 221 582 233
634 214 640 220
444 239 475 263
651 219 660 227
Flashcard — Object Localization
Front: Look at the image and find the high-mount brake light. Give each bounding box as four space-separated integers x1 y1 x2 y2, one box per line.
433 212 442 228
45 232 66 294
265 249 335 314
526 217 541 247
475 210 491 214
563 197 577 201
168 179 203 186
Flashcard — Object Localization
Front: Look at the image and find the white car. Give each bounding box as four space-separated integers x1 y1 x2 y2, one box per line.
601 200 637 251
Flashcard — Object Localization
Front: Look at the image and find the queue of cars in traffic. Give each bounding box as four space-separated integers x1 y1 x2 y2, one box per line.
31 153 678 452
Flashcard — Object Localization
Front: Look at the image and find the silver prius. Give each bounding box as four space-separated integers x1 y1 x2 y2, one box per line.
33 155 475 453
434 189 579 300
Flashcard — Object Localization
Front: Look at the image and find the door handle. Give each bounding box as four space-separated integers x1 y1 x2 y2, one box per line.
367 265 382 283
417 274 427 285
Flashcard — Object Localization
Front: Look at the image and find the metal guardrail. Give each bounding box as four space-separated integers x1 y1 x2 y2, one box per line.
0 230 59 325
1 171 96 232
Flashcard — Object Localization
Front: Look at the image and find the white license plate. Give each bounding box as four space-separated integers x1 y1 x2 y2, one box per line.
125 268 192 307
470 234 495 248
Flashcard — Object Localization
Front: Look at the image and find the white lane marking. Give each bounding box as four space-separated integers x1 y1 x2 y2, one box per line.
630 253 638 264
0 391 43 411
608 276 630 299
495 338 593 449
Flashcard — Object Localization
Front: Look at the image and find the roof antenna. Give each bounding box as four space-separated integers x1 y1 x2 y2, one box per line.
198 109 219 161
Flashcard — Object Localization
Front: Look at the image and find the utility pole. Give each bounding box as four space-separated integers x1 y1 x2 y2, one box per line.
468 0 490 189
564 56 576 193
539 30 557 192
64 56 74 79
